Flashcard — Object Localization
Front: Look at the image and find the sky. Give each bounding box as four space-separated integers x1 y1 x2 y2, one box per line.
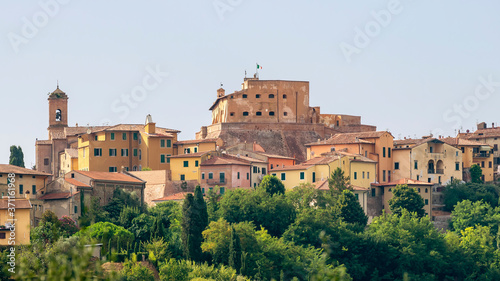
2 0 500 168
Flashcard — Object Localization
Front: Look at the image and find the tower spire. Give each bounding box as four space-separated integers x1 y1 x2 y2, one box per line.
57 80 59 89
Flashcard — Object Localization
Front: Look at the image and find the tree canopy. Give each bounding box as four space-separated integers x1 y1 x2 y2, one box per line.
9 145 24 167
388 184 426 217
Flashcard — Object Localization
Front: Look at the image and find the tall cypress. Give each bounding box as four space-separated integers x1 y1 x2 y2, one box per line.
181 187 208 262
229 226 242 273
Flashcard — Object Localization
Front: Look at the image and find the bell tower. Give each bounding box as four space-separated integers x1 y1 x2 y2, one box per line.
48 84 68 139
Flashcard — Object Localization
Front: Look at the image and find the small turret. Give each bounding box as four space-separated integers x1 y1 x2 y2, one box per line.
217 88 225 98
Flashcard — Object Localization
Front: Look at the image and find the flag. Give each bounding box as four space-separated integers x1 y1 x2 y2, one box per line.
257 64 262 69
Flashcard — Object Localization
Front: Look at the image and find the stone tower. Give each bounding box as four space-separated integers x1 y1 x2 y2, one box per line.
48 85 68 140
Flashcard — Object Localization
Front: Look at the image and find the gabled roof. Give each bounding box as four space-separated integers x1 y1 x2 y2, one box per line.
152 192 192 202
39 191 79 200
440 137 491 147
371 178 433 187
0 165 51 177
64 178 91 187
169 152 209 158
253 152 296 160
468 127 500 138
64 148 78 158
201 156 251 166
175 138 220 145
315 180 369 191
69 171 144 183
0 198 31 209
48 86 68 99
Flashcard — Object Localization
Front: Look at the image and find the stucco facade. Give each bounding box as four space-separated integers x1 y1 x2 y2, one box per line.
0 199 31 245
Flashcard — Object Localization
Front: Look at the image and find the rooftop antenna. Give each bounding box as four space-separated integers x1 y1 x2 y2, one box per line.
220 82 223 87
57 80 59 89
244 70 247 78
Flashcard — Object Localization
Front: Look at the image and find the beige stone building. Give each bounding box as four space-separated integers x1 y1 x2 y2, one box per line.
393 137 463 184
459 122 500 176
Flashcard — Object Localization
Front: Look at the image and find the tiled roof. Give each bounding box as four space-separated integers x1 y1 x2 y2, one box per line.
38 191 79 200
315 180 329 190
270 164 312 171
65 126 111 136
371 178 434 187
128 170 167 185
201 156 251 166
0 165 51 176
64 178 91 187
254 152 296 160
64 148 79 158
175 138 220 145
0 198 31 209
152 192 192 201
228 154 267 164
69 171 144 183
306 131 392 146
440 137 490 147
468 127 500 138
169 152 209 158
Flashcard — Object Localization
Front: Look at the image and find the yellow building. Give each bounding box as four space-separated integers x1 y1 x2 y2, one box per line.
393 137 463 184
306 131 394 184
174 138 223 155
0 198 32 245
459 122 500 173
0 165 51 200
169 152 209 182
372 178 434 217
441 137 495 182
78 115 179 172
270 151 377 190
59 148 79 177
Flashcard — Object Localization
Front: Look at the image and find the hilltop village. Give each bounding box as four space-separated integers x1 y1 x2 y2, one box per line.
2 76 499 239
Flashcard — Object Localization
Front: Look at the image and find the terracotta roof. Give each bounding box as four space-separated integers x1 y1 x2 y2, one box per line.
351 185 370 191
50 131 67 140
254 152 296 160
64 148 78 158
69 171 144 183
0 165 51 176
201 156 251 166
0 198 31 209
394 138 444 148
305 131 392 147
36 140 52 145
169 152 209 158
371 178 433 187
64 178 91 187
39 191 79 200
65 126 111 136
228 154 267 164
315 180 329 190
468 127 500 138
175 138 220 145
128 170 167 185
440 137 491 147
48 86 68 99
152 192 193 202
271 164 312 171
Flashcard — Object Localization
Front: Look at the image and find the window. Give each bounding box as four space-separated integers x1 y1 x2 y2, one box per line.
167 154 171 163
283 112 288 116
283 94 287 99
367 172 370 179
19 175 23 178
482 161 485 168
44 158 49 165
429 147 433 153
133 132 138 140
32 185 37 195
456 151 459 156
167 139 171 147
269 111 275 116
256 111 262 116
161 139 165 147
110 133 115 140
269 94 275 98
428 178 431 183
243 112 249 116
94 148 102 157
133 149 138 157
383 147 386 157
161 154 165 163
180 175 185 181
94 135 98 141
256 94 261 98
109 167 117 172
362 171 365 179
121 149 129 157
194 147 198 153
183 161 189 167
122 133 127 140
202 187 205 193
195 160 199 167
109 149 117 157
230 112 235 116
383 170 386 182
0 233 5 239
353 172 357 180
247 173 249 180
418 188 421 192
19 184 23 194
371 188 376 197
237 172 240 179
388 148 391 158
202 173 205 180
414 160 418 169
71 173 75 178
417 175 420 180
425 188 428 193
139 149 142 160
253 166 258 173
489 161 492 168
262 168 266 174
281 173 286 181
355 193 359 200
220 187 225 194
242 94 247 98
209 173 213 179
495 144 498 151
299 171 305 179
455 162 460 171
74 205 78 214
425 199 429 205
220 172 225 183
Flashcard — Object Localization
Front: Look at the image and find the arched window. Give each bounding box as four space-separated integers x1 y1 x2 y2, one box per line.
283 94 287 99
269 111 275 116
256 111 262 116
243 112 249 116
269 94 275 98
55 109 62 122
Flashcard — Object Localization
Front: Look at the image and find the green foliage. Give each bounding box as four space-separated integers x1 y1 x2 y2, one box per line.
258 175 285 195
31 221 61 245
286 183 333 210
58 216 80 237
142 237 170 264
9 145 25 167
443 181 500 211
182 186 209 262
450 200 500 235
328 168 351 196
207 186 222 222
470 164 484 183
77 221 134 255
229 226 242 273
219 188 296 237
283 208 339 248
119 206 141 229
389 184 426 217
40 210 61 228
104 189 144 224
141 167 152 171
120 258 155 281
334 190 368 226
159 258 247 281
79 196 109 227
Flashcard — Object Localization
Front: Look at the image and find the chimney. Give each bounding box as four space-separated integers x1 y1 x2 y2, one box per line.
493 122 495 128
217 88 225 98
145 114 156 134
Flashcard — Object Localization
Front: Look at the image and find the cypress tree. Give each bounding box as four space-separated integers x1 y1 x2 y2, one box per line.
229 226 242 273
181 187 209 262
9 145 25 168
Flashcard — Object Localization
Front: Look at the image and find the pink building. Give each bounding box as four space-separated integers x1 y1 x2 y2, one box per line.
200 155 252 194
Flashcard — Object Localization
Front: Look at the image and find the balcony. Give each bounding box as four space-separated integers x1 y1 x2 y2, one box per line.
428 169 444 174
473 152 491 158
205 179 226 185
427 152 445 160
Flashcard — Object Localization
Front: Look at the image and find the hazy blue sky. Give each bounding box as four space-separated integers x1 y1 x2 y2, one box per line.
2 0 500 168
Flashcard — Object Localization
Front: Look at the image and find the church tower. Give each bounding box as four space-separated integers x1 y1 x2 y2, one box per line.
47 84 68 140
